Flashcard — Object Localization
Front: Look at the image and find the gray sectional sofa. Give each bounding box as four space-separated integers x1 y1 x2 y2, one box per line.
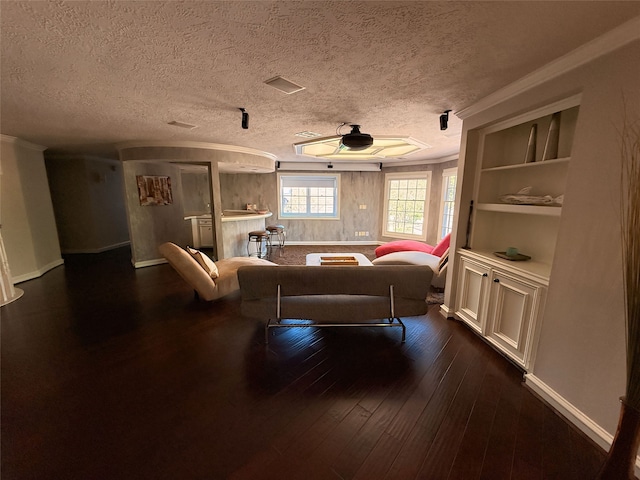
237 264 433 343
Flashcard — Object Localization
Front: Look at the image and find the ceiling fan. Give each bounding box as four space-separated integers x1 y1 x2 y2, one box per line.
339 124 373 151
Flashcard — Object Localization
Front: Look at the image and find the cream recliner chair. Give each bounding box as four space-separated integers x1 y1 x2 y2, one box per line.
159 242 276 301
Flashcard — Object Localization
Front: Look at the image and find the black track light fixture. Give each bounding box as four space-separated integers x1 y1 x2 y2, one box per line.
440 110 452 131
239 108 249 129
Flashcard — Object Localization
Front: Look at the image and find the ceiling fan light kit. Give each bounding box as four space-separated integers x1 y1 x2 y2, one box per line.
340 124 374 151
294 124 431 161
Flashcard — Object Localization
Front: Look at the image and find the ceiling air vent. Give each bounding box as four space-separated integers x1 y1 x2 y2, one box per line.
264 76 305 94
168 121 197 130
294 131 323 138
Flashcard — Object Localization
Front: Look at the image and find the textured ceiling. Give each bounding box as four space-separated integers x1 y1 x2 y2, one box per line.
2 1 639 167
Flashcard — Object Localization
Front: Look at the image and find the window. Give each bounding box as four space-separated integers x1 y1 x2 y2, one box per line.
439 167 457 240
278 173 340 219
383 172 431 240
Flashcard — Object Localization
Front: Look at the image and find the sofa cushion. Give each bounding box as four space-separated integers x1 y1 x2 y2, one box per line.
431 233 451 258
375 240 434 258
372 250 439 269
372 251 447 289
186 246 219 279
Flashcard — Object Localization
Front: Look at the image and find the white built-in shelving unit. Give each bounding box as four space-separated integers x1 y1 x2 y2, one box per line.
454 94 581 370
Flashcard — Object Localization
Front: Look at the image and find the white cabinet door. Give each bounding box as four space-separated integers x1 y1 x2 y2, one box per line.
455 257 491 334
485 271 542 368
198 223 213 247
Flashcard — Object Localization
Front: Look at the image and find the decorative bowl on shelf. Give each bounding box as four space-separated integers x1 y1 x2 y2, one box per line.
499 194 560 206
255 209 269 214
494 251 531 261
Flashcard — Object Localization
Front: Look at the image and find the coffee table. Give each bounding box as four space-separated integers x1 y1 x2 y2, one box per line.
305 253 373 266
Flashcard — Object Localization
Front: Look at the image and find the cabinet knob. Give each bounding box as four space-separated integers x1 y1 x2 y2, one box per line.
494 278 500 283
482 273 488 277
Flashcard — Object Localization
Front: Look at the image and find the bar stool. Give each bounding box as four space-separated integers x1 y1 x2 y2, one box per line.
266 224 286 252
247 230 269 258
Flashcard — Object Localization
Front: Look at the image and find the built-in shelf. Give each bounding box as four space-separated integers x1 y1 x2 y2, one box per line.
462 249 552 284
453 95 580 373
481 157 570 173
475 203 562 216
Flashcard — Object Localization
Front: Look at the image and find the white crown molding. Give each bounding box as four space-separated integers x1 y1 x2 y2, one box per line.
384 154 459 168
115 140 278 161
0 134 47 152
45 152 122 164
457 16 640 120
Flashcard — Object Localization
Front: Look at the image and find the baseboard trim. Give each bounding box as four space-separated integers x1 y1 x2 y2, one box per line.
61 241 131 254
286 241 383 246
439 303 455 318
13 259 65 284
133 258 168 269
524 373 640 473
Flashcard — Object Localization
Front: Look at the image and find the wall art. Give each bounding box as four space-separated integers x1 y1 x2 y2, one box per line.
136 175 173 206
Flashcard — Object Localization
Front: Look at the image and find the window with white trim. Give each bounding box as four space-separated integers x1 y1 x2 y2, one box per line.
438 167 457 240
382 171 431 240
278 173 340 219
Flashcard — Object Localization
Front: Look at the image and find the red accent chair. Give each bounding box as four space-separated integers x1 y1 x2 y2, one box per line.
375 233 450 258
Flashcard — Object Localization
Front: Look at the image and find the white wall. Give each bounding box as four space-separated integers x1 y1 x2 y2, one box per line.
532 41 639 437
450 39 640 445
0 136 63 282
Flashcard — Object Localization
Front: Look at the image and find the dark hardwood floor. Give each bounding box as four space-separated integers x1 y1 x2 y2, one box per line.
1 247 605 479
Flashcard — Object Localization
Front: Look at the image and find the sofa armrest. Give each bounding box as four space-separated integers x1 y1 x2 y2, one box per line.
372 250 440 269
372 251 447 289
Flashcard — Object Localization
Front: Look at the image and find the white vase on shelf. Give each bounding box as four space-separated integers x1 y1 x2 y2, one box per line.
542 112 561 161
524 123 537 163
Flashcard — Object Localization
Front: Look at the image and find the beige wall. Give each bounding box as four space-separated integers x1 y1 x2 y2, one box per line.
220 171 383 243
0 136 63 282
181 171 211 216
534 41 638 434
220 164 456 245
123 161 191 266
450 40 639 437
45 155 130 253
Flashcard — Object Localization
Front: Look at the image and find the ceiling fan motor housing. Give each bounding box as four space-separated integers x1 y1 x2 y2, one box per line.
340 124 373 150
